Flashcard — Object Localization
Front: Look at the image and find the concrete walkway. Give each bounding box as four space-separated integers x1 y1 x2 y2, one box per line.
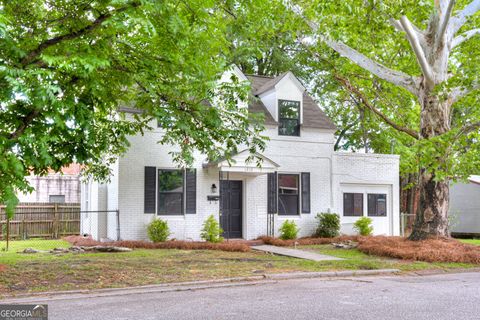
251 245 344 261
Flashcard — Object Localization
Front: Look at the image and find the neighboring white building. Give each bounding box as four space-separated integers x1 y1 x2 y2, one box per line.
450 175 480 236
18 164 81 203
82 68 400 241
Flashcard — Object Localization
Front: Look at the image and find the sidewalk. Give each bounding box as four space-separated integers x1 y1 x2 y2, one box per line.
251 244 344 261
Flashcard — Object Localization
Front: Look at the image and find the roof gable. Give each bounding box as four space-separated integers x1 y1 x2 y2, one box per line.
246 73 336 130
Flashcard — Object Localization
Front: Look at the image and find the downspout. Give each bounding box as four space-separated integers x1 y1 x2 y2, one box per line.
329 155 334 210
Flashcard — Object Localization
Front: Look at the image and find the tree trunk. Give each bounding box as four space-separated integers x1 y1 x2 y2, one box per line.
409 170 449 240
409 91 451 240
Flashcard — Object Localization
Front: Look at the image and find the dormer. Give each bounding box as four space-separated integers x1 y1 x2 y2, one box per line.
254 72 304 136
246 71 336 136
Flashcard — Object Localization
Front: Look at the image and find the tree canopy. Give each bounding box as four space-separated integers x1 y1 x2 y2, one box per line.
0 0 267 217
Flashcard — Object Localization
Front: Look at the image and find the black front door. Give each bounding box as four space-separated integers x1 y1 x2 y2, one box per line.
220 180 243 239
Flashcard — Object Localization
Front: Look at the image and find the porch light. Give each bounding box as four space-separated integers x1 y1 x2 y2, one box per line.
211 183 217 194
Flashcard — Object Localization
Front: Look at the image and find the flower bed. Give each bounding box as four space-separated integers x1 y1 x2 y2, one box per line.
63 235 250 252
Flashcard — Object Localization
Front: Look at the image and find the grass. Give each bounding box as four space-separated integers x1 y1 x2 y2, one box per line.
0 239 69 254
0 238 477 297
460 239 480 246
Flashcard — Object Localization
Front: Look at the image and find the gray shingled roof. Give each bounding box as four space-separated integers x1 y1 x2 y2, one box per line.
247 74 337 130
253 72 289 96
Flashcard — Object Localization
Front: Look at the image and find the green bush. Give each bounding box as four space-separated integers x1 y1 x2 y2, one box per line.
315 213 340 238
201 215 224 243
353 217 374 236
147 219 171 242
279 220 299 240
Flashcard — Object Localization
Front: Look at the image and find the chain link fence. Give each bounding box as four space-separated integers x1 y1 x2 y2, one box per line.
400 213 415 237
0 203 119 251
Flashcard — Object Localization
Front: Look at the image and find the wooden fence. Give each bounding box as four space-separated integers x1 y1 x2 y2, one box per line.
0 202 80 239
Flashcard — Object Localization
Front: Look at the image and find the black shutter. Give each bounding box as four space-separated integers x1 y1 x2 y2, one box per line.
301 172 311 213
267 172 278 213
144 166 156 214
185 169 196 214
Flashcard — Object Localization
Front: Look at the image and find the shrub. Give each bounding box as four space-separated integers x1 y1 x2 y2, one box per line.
353 217 374 236
315 213 340 238
147 219 171 242
201 215 224 243
279 220 299 240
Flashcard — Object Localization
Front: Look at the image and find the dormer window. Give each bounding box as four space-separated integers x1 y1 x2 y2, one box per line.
278 100 300 136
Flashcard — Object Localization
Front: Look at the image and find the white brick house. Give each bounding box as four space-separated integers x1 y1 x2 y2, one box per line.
82 67 400 241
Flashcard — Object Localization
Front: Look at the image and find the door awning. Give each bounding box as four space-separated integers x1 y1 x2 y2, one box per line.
203 150 280 175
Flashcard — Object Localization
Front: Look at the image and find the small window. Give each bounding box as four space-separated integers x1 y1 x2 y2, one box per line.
49 195 65 203
368 194 387 216
343 193 363 216
158 169 184 215
278 100 300 136
278 174 299 215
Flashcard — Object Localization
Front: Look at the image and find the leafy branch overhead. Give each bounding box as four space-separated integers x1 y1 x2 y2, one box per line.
0 0 267 218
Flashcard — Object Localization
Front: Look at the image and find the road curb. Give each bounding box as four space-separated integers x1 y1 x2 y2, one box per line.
1 269 400 302
265 269 400 280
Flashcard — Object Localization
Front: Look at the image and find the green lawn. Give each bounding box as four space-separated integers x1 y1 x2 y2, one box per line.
0 239 477 297
0 239 69 258
460 239 480 246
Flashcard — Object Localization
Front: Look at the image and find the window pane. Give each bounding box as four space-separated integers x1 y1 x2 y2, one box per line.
49 195 65 203
158 169 184 215
368 194 387 217
158 170 183 192
279 100 300 136
279 174 299 194
343 193 363 216
158 193 183 215
278 174 299 215
279 195 299 215
279 100 300 119
279 119 300 136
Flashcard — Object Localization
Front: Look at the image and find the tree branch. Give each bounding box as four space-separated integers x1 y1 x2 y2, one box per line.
450 82 480 103
437 0 455 45
334 74 420 140
334 122 354 151
452 28 480 47
20 2 140 66
399 16 435 86
9 109 41 140
290 3 419 95
458 121 480 136
451 0 480 34
320 39 419 95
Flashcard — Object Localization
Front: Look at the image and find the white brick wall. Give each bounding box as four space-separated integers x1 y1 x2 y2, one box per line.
82 122 400 240
332 152 400 236
19 174 80 203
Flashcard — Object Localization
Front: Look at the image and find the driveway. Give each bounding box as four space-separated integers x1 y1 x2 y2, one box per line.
4 272 480 320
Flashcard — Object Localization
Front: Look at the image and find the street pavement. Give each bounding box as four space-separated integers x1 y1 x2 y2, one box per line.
4 271 480 320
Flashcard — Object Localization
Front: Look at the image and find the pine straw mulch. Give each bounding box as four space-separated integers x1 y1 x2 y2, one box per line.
356 236 480 264
261 235 480 264
63 235 251 252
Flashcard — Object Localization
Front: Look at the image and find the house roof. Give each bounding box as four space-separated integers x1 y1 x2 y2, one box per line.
203 149 280 174
253 72 289 96
246 74 337 130
119 71 337 131
469 175 480 185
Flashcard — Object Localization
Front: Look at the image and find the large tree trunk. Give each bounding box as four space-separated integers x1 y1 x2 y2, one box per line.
409 170 450 240
409 90 451 240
